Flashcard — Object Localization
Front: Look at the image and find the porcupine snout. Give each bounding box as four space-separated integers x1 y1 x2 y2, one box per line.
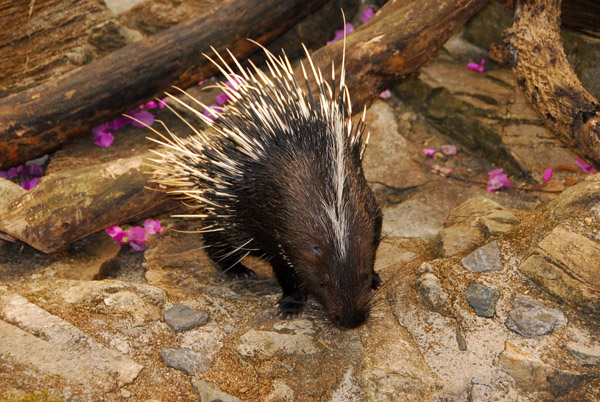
333 306 369 329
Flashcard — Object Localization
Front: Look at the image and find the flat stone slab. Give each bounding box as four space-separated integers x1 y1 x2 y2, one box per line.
160 348 210 376
461 241 503 272
0 288 143 392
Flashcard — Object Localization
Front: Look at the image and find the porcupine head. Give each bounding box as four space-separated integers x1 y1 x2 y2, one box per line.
147 36 383 329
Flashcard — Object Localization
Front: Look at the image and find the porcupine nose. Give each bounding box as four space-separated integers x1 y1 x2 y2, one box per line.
336 308 369 329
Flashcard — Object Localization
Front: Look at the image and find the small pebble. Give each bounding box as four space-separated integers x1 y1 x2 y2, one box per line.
163 303 209 333
464 284 499 318
461 241 503 272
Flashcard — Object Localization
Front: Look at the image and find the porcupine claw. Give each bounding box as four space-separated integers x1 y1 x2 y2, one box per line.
371 272 383 290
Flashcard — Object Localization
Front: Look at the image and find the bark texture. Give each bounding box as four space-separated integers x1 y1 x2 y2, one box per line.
498 0 600 166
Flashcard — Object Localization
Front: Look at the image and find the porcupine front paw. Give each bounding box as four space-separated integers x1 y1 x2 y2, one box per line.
276 290 306 319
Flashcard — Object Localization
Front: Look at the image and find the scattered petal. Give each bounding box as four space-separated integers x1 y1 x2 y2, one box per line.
94 132 114 147
326 23 354 45
203 104 223 121
466 58 485 73
543 168 553 182
575 157 598 174
128 226 146 243
487 168 511 192
20 177 39 190
216 92 231 105
106 226 128 245
379 89 392 99
26 163 44 177
129 241 147 252
111 117 130 131
144 219 163 235
93 123 111 137
130 110 155 127
362 8 374 23
145 101 158 109
198 79 207 86
158 98 168 109
226 75 246 90
441 145 458 155
0 170 8 179
423 148 436 157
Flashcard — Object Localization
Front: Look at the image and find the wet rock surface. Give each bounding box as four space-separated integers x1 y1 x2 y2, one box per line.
2 4 600 402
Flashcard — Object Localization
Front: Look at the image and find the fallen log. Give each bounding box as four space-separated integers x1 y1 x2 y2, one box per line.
0 0 329 170
0 152 179 253
492 0 600 166
0 0 488 253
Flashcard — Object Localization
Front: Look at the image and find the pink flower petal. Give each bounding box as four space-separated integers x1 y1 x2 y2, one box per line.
441 145 458 155
128 226 147 245
111 117 130 131
158 98 168 109
20 177 39 190
216 92 231 105
131 110 155 128
203 104 223 121
423 148 435 157
93 123 111 137
144 219 163 235
129 241 147 252
225 75 246 91
26 163 44 176
326 23 354 45
145 101 158 109
379 89 391 99
466 58 485 73
575 157 598 174
487 168 511 192
198 79 207 86
106 226 128 245
362 8 374 23
94 132 114 147
543 168 553 182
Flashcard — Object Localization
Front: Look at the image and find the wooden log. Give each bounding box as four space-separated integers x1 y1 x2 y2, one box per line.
0 0 116 96
0 0 329 170
493 0 600 166
0 152 179 253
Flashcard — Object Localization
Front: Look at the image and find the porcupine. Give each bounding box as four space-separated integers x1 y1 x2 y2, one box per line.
147 38 383 329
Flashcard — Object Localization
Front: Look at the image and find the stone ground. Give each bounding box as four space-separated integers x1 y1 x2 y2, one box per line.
2 2 600 402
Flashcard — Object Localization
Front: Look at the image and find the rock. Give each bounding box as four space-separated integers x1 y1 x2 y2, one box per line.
160 348 210 376
265 379 295 402
0 289 143 392
499 341 586 397
361 304 436 401
163 303 209 333
236 329 318 359
463 2 512 51
563 28 600 101
518 226 600 318
329 367 363 402
504 294 567 338
439 196 519 256
363 100 429 189
565 339 600 366
417 273 453 317
192 379 243 402
461 241 503 272
464 284 499 318
55 279 166 325
394 59 580 177
382 182 485 243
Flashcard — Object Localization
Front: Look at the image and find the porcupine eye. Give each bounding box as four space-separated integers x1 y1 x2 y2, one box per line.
319 279 326 287
312 245 322 257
